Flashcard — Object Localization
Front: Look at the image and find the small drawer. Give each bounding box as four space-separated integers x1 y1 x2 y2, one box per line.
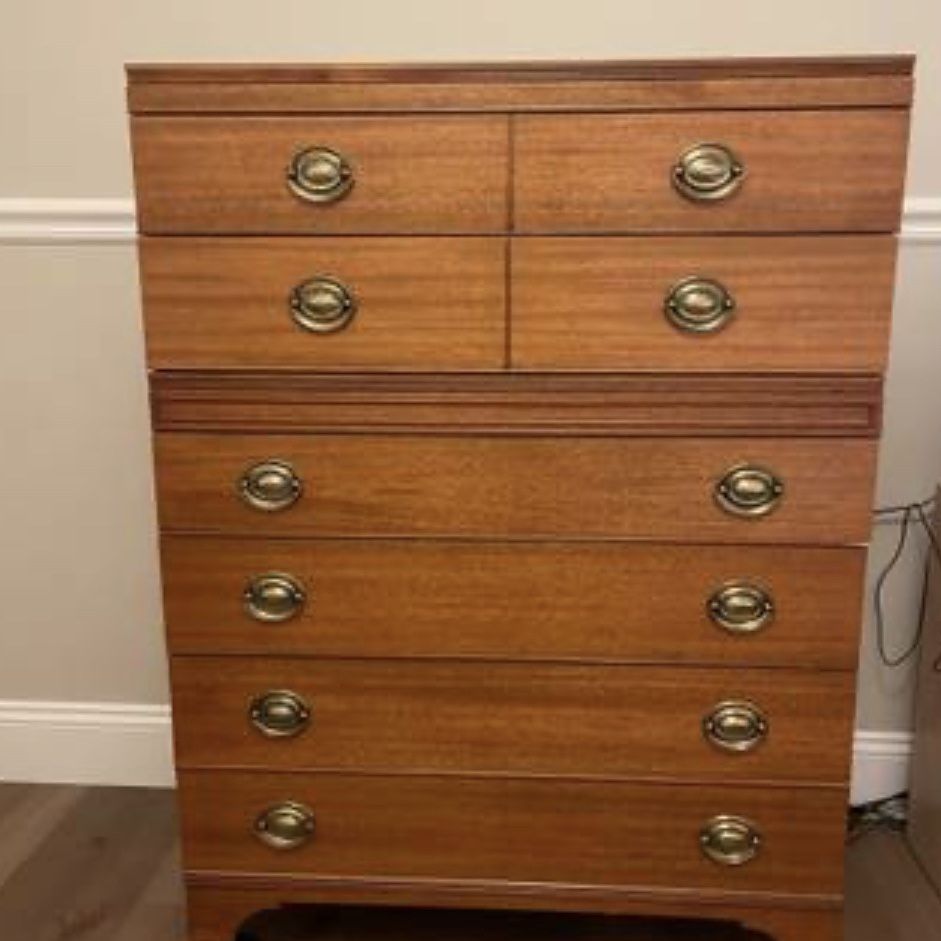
154 433 876 544
140 237 505 370
179 770 847 897
512 235 896 371
131 116 509 233
171 658 855 783
161 536 864 668
514 110 909 233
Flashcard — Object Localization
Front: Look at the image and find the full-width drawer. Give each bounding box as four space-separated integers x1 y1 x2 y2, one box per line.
140 237 505 370
512 236 896 371
178 770 847 897
171 658 855 783
514 110 909 233
154 434 876 543
131 116 509 233
161 537 864 668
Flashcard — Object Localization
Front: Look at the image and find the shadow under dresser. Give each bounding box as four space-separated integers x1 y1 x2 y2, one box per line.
125 55 915 941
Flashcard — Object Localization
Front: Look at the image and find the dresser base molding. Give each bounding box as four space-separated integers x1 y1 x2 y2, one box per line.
184 882 843 941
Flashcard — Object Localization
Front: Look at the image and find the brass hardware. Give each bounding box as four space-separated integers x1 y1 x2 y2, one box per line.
286 147 353 204
249 690 312 738
699 815 762 866
244 573 306 623
254 801 316 851
238 460 302 512
714 465 784 518
703 700 769 753
672 143 746 202
707 582 775 635
665 276 735 334
289 276 357 334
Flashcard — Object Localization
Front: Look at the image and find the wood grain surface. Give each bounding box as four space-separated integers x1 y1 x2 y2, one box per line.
170 657 855 784
512 236 897 371
154 434 877 544
139 237 506 370
161 536 865 668
131 116 509 234
178 770 847 898
514 110 910 233
150 372 883 438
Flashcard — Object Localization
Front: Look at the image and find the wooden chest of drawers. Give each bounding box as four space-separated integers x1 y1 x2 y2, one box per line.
126 56 914 941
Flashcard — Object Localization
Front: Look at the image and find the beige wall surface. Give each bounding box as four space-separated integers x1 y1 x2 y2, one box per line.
1 0 940 732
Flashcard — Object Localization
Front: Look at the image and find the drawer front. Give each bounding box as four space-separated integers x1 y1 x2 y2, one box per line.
512 236 896 371
514 110 909 233
178 770 846 896
131 116 509 234
140 237 505 370
171 658 855 783
154 434 876 543
162 537 864 668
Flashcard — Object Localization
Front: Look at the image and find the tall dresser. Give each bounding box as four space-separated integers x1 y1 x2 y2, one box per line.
126 57 914 941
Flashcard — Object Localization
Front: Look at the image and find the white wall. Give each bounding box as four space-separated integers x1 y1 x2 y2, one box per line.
1 0 939 788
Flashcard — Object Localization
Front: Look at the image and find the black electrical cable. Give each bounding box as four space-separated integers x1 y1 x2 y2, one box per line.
871 495 941 669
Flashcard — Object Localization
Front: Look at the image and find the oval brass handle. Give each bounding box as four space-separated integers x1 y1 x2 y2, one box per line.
244 572 306 623
703 700 769 753
665 276 735 334
289 277 357 334
238 460 302 513
714 465 784 518
254 801 316 851
707 582 775 635
249 690 312 738
700 815 762 866
672 143 746 202
286 147 353 204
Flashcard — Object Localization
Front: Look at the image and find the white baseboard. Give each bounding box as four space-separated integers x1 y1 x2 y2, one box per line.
850 730 914 806
0 197 939 244
0 699 913 801
0 700 174 788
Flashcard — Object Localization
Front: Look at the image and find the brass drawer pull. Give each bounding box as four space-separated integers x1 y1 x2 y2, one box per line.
238 460 302 513
672 143 746 202
715 464 783 518
249 690 312 738
254 801 316 851
699 815 762 866
287 146 354 204
244 572 306 623
665 276 735 334
703 700 769 753
289 276 357 334
707 582 775 635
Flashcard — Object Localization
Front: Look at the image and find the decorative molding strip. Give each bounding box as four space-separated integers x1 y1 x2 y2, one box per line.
0 198 136 244
0 699 174 788
0 197 939 244
900 197 941 244
0 698 912 799
850 730 914 806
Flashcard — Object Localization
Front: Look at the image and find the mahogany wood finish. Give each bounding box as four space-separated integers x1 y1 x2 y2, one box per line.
161 536 865 668
514 110 910 234
170 657 855 783
131 116 509 234
178 770 847 897
512 236 897 371
154 433 877 544
140 237 506 370
151 372 884 438
126 56 913 941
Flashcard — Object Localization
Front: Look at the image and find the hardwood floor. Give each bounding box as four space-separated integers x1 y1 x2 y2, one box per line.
0 784 937 941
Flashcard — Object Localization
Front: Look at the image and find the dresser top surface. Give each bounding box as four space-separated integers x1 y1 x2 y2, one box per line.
126 55 913 84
